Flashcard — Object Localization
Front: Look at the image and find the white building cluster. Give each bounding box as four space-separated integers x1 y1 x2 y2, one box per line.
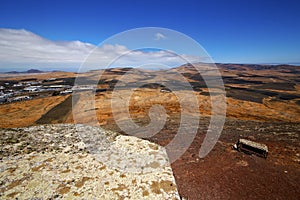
0 78 74 104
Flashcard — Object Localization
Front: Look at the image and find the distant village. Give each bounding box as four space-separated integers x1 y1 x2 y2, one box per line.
0 77 94 104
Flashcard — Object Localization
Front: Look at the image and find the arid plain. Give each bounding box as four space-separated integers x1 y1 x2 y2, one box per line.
0 63 299 199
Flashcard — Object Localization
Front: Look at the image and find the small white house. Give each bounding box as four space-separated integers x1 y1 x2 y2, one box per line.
12 96 32 102
12 83 23 87
23 86 40 92
60 89 73 95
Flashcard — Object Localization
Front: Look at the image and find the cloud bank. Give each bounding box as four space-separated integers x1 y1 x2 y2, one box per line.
0 28 202 72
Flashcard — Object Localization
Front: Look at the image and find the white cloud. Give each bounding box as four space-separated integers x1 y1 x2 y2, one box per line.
154 32 167 40
0 28 202 71
0 28 94 64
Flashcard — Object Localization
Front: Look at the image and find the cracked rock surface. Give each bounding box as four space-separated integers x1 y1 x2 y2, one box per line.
0 124 180 199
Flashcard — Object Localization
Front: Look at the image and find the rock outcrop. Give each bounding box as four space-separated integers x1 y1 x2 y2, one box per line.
0 124 180 199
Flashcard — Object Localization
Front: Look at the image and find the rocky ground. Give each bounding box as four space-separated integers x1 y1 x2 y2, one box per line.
103 115 300 200
0 124 180 199
1 118 299 199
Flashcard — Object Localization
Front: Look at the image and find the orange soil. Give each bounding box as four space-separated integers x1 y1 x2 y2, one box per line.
68 89 300 127
0 95 69 128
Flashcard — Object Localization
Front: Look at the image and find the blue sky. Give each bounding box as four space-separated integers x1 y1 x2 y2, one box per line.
0 0 300 71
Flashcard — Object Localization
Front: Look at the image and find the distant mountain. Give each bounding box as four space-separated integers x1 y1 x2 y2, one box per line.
178 63 300 72
26 69 44 73
5 69 45 74
215 63 299 70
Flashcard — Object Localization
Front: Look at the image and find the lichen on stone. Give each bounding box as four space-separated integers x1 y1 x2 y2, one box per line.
0 124 180 199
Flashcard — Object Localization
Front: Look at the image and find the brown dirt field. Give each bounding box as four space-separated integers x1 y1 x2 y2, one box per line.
35 94 79 124
0 71 76 81
69 89 300 126
0 95 69 128
102 115 300 200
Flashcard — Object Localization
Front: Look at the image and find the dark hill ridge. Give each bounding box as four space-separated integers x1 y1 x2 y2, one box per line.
178 62 300 106
179 62 300 72
215 63 300 70
5 68 45 74
3 63 300 74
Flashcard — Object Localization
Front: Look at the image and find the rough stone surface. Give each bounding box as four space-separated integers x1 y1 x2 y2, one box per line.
238 138 268 151
0 124 180 199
